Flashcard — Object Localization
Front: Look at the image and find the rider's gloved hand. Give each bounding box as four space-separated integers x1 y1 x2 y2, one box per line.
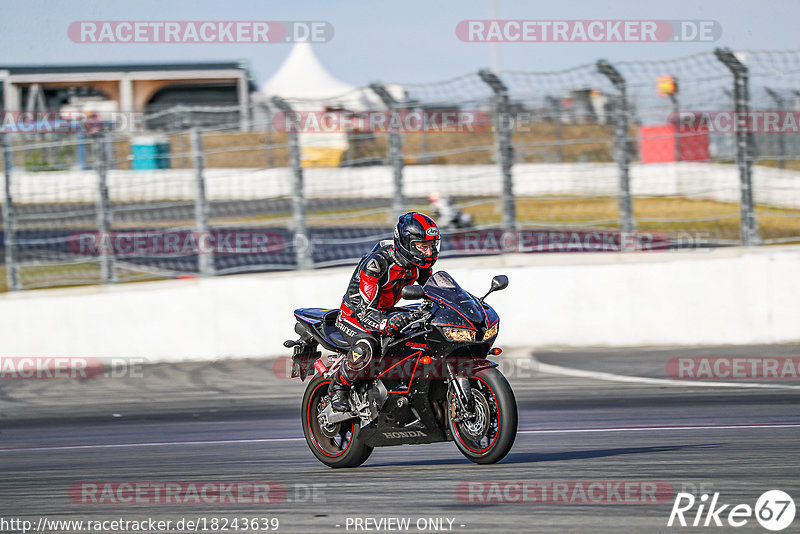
379 312 412 336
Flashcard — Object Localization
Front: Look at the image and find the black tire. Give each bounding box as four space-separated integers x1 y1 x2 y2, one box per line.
301 376 373 468
448 367 517 464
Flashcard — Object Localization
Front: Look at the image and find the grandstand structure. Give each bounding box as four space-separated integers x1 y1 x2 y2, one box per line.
0 62 254 130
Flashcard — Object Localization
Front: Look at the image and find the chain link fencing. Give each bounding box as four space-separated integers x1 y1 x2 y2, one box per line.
3 48 800 291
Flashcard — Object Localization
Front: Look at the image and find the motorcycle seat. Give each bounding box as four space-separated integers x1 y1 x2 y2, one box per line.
295 308 350 352
294 308 339 326
323 325 351 350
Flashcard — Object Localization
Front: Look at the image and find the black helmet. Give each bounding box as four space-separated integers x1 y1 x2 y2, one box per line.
393 212 440 269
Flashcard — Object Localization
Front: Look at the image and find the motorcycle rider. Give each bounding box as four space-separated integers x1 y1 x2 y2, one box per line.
328 212 440 412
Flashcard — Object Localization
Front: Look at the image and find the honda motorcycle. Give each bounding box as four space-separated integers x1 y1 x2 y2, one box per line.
285 271 517 468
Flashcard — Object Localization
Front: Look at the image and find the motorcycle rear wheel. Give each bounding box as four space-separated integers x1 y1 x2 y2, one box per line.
301 376 373 468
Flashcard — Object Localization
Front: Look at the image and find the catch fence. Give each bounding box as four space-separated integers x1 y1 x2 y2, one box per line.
2 48 800 290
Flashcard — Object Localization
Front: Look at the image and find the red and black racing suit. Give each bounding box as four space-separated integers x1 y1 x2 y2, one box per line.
333 240 431 386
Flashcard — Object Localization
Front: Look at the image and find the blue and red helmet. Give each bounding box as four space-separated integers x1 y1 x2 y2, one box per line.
393 212 440 269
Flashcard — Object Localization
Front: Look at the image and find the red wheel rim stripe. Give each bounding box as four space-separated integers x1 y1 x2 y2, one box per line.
306 381 353 458
452 376 500 454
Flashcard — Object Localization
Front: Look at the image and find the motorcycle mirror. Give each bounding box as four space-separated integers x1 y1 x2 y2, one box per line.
491 275 509 291
401 285 426 300
480 275 509 301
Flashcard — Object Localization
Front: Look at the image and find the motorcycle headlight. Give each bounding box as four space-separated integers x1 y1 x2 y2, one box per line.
442 327 476 342
482 322 499 341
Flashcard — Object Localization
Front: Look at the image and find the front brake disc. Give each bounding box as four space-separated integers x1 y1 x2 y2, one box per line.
459 389 490 439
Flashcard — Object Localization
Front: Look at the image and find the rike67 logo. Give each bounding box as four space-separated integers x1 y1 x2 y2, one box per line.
668 490 795 531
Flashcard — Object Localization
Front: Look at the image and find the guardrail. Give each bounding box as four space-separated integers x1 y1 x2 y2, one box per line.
0 246 797 360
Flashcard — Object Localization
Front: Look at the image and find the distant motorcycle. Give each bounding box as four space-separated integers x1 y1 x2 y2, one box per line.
429 192 474 229
285 271 517 468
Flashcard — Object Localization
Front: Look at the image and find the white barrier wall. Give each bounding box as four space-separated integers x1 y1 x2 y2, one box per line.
2 163 800 208
1 246 799 360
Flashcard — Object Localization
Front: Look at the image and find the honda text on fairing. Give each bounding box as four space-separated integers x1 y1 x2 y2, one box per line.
285 272 517 468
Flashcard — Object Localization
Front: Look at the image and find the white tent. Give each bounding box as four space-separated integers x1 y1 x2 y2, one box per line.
255 41 410 167
259 40 373 110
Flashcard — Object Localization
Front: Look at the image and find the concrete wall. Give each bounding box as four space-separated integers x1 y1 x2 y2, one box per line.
3 162 800 209
1 246 798 361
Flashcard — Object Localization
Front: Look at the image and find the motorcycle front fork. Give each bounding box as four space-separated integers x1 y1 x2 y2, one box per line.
446 364 475 423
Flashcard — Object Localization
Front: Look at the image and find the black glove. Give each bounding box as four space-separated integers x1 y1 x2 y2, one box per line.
379 312 412 336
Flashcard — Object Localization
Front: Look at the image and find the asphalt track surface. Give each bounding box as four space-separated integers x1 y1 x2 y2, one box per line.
1 345 798 533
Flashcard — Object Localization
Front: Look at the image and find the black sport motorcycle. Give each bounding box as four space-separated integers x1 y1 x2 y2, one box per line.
285 271 517 468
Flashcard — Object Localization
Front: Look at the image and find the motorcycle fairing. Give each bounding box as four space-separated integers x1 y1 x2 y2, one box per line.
356 377 450 448
421 272 500 357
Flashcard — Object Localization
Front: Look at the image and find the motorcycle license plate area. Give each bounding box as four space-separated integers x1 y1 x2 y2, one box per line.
291 346 321 381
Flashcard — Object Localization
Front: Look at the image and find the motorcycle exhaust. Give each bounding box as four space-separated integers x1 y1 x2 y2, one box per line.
314 359 328 375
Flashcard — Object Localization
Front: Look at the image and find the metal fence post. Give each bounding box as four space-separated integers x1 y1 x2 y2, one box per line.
545 96 564 163
191 128 215 276
597 60 634 233
271 97 312 270
478 69 516 231
369 83 405 222
715 48 758 246
264 102 274 169
2 134 21 291
668 93 681 163
94 132 117 284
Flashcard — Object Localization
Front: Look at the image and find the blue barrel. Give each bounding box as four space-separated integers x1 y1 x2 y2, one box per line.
131 136 171 170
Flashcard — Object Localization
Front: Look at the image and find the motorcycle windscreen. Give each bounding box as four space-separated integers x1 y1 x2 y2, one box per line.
423 271 486 327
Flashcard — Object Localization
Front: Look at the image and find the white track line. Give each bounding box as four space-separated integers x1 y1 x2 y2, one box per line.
2 423 799 453
532 360 800 390
519 423 800 435
0 437 304 453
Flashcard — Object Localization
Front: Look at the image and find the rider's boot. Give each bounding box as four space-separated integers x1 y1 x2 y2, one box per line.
328 370 352 412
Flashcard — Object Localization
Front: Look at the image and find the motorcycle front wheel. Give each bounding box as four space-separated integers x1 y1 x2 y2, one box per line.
447 368 517 464
301 376 373 468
